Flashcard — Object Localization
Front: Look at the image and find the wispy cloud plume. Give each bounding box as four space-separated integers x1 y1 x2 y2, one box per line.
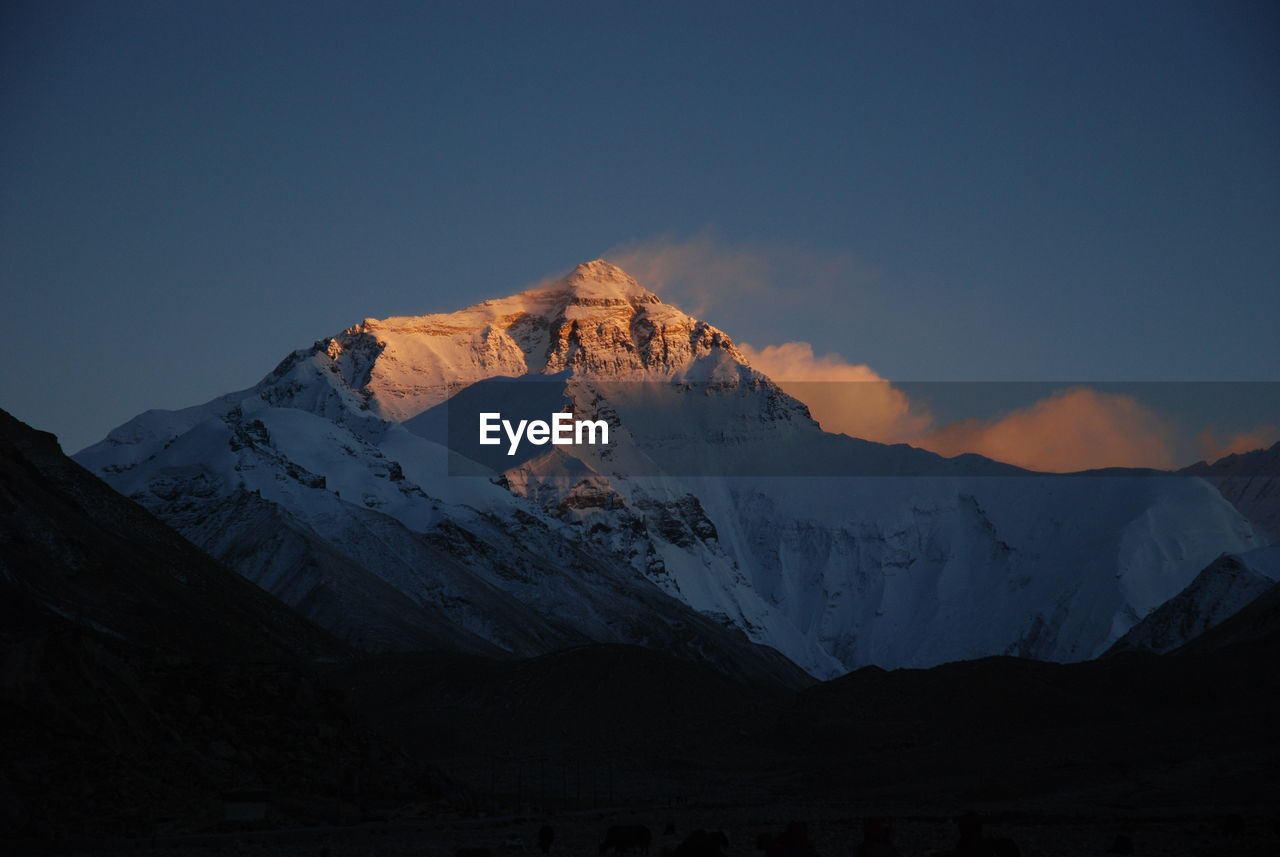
606 233 773 318
603 230 875 321
740 346 1181 472
601 233 1274 472
919 388 1179 472
738 341 932 445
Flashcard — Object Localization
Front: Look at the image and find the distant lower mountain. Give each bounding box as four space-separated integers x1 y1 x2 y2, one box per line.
1176 575 1280 655
1106 546 1280 655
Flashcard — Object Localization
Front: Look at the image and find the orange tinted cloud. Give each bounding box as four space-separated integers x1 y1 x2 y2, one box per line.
738 341 932 445
920 388 1178 472
737 346 1180 472
597 237 1195 472
1195 426 1280 463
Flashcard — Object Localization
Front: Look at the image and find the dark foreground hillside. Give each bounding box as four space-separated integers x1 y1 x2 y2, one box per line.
0 409 453 841
327 598 1280 812
3 408 1280 855
303 597 1280 856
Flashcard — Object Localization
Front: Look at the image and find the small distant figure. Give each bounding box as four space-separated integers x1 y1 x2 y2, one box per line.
673 829 729 857
1106 834 1134 855
857 818 902 857
600 824 652 856
538 824 555 855
758 821 820 857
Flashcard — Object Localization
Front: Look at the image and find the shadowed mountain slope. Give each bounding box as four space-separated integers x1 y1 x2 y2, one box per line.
0 410 445 840
0 408 340 662
1106 547 1280 655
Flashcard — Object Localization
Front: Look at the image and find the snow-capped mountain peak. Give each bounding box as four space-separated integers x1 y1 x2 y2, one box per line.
302 259 746 423
548 258 660 303
74 260 1270 679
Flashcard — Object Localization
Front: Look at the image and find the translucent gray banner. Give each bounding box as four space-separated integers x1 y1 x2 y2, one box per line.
414 378 1280 478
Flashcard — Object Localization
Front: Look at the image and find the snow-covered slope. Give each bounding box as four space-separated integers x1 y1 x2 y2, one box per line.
77 400 805 686
1107 545 1280 655
1183 443 1280 542
507 442 1258 672
76 261 1268 678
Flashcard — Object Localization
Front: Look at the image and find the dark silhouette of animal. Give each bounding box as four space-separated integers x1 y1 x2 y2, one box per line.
758 822 820 857
538 824 555 855
673 829 729 857
599 824 651 855
857 818 902 857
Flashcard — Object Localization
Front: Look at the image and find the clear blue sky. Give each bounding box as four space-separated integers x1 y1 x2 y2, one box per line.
2 1 1277 453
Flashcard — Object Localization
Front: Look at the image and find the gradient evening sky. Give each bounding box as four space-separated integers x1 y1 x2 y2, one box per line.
2 1 1277 454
